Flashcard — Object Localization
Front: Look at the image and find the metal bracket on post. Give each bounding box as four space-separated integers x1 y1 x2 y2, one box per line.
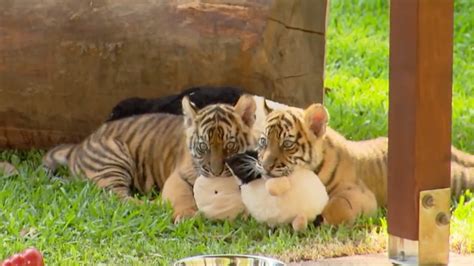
389 188 451 265
419 188 450 265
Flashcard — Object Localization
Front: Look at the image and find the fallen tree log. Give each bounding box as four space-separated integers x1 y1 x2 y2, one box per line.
0 0 328 148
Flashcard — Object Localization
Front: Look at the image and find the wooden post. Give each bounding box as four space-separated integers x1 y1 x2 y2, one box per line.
388 0 453 264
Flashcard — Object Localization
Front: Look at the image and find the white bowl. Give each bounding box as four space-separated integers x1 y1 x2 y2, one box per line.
174 254 286 266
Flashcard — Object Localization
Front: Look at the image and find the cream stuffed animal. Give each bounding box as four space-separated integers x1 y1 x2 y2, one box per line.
225 151 329 231
193 175 246 221
189 96 289 221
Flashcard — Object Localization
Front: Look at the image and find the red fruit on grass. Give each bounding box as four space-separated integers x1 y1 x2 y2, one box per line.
1 248 43 266
21 248 43 266
9 254 26 266
1 259 14 266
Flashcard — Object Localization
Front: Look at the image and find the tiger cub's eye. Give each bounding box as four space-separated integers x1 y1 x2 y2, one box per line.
197 142 209 153
258 137 267 148
225 141 238 153
282 140 295 150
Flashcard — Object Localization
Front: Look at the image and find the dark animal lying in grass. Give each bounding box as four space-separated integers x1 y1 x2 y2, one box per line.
106 86 244 121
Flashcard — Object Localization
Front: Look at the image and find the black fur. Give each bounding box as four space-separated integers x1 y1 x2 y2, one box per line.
313 214 324 227
107 86 244 122
225 150 262 184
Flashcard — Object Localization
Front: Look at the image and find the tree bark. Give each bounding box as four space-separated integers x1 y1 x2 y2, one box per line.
0 0 328 149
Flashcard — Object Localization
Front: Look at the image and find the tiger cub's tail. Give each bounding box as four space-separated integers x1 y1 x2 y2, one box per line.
42 144 76 175
451 147 474 198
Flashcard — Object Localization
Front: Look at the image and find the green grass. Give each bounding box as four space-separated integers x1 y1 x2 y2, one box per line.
1 0 473 264
1 151 388 265
324 0 474 152
451 191 474 254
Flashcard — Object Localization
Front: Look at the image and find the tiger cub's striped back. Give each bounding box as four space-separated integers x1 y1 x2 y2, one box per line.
43 94 260 206
43 113 188 199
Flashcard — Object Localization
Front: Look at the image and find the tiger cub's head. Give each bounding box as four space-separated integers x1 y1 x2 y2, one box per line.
257 103 329 177
182 94 257 177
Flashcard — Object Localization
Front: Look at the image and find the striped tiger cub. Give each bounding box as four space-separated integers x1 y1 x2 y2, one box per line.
43 94 258 219
258 103 474 225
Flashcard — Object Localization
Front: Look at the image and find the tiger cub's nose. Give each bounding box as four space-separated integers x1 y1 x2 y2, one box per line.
210 161 224 176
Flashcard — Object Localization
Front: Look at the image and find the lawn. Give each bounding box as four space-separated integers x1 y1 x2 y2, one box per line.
1 0 473 265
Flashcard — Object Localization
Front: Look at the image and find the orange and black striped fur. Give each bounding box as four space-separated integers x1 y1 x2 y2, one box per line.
258 103 474 225
43 94 257 219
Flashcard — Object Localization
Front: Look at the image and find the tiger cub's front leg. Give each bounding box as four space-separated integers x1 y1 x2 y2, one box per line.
322 182 378 225
161 168 198 223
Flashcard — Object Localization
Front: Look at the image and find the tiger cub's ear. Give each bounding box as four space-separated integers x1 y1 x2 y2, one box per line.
182 96 197 127
263 99 274 116
303 103 329 138
234 94 257 128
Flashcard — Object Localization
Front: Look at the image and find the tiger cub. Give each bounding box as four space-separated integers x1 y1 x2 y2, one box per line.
258 103 474 225
43 94 257 219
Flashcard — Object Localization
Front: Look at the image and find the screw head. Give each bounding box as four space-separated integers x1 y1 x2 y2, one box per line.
422 194 434 208
436 212 450 226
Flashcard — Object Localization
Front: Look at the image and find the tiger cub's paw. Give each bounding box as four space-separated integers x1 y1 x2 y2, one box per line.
173 208 197 224
124 196 144 205
265 177 291 196
291 214 308 232
321 196 356 226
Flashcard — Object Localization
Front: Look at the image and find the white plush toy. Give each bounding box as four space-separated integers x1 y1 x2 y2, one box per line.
191 97 289 222
225 151 329 231
193 175 246 221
